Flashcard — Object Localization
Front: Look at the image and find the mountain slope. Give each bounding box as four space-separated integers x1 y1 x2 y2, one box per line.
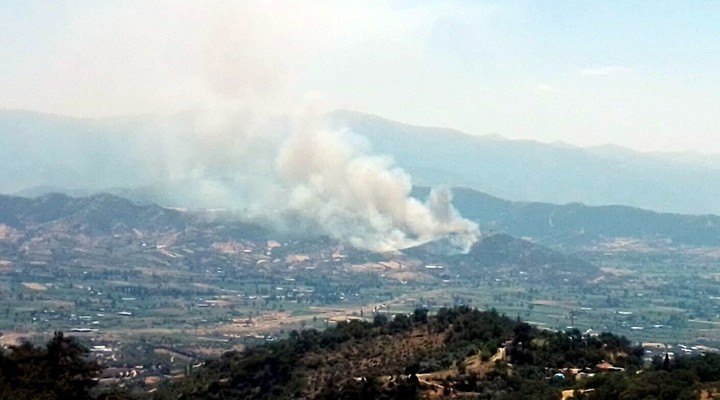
0 110 167 193
412 186 720 247
403 233 600 284
0 192 188 233
0 192 601 286
152 306 657 400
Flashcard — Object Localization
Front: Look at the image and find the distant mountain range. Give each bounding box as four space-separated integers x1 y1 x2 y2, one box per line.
329 110 720 215
2 108 720 215
9 183 720 250
0 192 598 285
0 192 188 233
2 187 717 290
0 110 171 194
412 187 720 248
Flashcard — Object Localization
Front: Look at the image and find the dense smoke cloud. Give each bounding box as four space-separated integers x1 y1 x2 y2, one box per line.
137 2 482 252
133 2 478 252
276 117 478 251
153 107 479 252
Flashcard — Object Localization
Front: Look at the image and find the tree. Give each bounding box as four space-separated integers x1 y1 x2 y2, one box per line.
373 313 388 327
412 308 428 324
0 331 101 400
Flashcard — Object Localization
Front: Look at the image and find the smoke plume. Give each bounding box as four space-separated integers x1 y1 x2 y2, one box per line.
276 116 478 251
139 2 482 252
152 107 479 252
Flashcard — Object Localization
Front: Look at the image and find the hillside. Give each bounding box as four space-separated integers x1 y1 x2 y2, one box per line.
0 192 189 233
6 307 720 399
0 110 164 193
7 186 719 252
144 306 720 400
412 187 720 248
0 192 599 285
404 233 599 284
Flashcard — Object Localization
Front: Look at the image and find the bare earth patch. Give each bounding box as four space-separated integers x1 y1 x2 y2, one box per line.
0 331 31 346
22 282 48 291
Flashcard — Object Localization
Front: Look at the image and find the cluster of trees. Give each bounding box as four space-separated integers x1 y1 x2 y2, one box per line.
432 313 644 399
153 306 534 399
441 318 720 399
576 353 720 400
151 305 651 399
508 325 643 369
9 308 720 399
0 332 101 400
154 310 431 399
315 375 421 400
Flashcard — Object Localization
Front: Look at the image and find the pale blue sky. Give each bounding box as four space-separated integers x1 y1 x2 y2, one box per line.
2 1 719 153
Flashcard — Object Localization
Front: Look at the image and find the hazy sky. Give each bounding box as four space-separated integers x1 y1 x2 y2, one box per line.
2 1 719 153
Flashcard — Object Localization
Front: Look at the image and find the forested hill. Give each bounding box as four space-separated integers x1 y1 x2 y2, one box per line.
5 307 720 399
148 307 720 400
412 186 720 248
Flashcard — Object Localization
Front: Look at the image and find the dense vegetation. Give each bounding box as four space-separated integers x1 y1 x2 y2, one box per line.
6 308 720 399
0 332 101 400
147 307 720 399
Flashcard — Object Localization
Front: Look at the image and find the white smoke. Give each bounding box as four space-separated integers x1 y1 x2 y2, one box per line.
136 2 481 252
275 114 478 251
151 107 479 252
